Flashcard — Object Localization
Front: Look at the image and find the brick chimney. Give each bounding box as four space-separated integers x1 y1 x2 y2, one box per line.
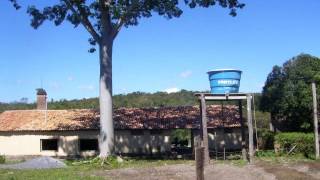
36 88 47 110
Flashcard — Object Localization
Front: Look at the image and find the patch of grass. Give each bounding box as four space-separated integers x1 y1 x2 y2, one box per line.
0 155 5 164
0 167 103 180
66 156 191 170
215 159 248 167
0 156 191 180
255 150 317 166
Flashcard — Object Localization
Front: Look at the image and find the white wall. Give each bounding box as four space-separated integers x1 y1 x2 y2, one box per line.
0 130 172 156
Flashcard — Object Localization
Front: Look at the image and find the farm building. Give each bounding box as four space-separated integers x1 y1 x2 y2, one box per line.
0 91 244 157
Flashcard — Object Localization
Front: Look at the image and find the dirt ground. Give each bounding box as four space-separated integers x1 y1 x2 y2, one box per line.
256 161 320 180
95 163 275 180
94 160 320 180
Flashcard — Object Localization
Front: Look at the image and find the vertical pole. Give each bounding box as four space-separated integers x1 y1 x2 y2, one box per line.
214 131 218 160
312 82 319 159
200 94 210 165
195 147 205 180
253 94 259 150
239 100 247 161
247 94 254 163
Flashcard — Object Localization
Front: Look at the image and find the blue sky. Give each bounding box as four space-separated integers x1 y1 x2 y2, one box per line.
1 0 320 103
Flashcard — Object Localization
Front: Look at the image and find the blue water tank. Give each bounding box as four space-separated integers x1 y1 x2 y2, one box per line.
207 69 242 94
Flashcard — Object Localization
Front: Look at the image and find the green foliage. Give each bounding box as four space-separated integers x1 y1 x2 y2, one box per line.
10 0 244 52
257 129 274 150
0 155 5 164
260 54 320 131
0 90 200 112
113 90 199 108
274 132 315 158
171 129 191 146
255 150 276 158
0 102 35 113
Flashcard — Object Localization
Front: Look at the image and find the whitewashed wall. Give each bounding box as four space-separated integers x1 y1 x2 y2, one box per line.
0 130 171 157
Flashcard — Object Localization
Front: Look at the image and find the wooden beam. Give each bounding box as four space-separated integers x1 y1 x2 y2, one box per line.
247 94 254 163
200 94 210 165
239 100 247 161
312 82 319 159
195 147 205 180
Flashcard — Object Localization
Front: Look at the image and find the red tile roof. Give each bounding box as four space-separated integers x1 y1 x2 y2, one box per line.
0 105 240 132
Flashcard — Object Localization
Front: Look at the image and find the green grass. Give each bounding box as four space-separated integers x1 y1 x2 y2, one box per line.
0 157 191 180
215 159 248 167
255 150 317 165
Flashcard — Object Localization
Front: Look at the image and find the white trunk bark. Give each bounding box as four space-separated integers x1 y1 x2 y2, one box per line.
98 37 114 158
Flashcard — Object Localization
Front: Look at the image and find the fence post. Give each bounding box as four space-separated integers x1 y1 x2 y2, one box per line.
196 147 205 180
239 100 248 161
247 94 254 163
200 94 210 165
312 82 319 159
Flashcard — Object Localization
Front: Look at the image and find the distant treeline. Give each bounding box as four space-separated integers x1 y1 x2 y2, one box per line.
0 90 262 112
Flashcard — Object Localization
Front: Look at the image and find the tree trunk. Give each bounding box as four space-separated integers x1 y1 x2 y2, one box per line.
98 36 114 158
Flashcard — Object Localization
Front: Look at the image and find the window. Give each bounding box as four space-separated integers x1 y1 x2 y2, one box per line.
79 139 99 151
41 139 58 151
131 130 144 135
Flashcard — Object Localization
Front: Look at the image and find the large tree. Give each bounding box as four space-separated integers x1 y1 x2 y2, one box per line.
261 54 320 132
10 0 244 157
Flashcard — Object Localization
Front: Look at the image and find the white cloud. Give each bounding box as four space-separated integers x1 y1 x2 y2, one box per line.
164 87 180 94
78 85 95 91
67 76 74 81
180 70 192 78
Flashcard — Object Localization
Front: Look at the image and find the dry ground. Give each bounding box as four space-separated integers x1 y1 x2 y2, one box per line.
94 160 320 180
94 163 275 180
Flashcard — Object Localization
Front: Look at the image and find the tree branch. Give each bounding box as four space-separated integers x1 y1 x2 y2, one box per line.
112 18 124 40
63 0 101 43
99 0 114 39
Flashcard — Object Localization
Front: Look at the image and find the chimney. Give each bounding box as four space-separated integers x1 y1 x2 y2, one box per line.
36 88 47 110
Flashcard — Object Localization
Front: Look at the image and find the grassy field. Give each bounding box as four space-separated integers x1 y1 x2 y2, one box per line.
1 154 320 180
0 157 191 180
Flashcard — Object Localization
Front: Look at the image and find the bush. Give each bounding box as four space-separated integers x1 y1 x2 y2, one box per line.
255 150 276 158
171 129 191 147
274 132 315 158
0 155 5 164
257 129 274 150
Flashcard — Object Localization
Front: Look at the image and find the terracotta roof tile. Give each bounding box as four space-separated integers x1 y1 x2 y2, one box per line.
0 105 240 131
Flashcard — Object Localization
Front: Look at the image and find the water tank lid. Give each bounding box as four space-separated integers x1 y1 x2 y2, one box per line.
207 69 242 74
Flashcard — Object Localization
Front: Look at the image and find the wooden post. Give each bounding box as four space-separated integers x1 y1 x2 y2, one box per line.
239 100 247 161
214 131 218 160
312 82 319 159
253 94 259 150
200 94 210 165
195 147 205 180
247 94 254 163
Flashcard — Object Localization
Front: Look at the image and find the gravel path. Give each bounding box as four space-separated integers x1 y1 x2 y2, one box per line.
95 163 275 180
0 156 66 170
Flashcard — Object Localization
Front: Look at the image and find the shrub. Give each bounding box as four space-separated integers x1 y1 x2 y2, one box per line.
274 132 315 158
257 129 274 150
255 150 276 158
0 155 5 164
171 129 191 147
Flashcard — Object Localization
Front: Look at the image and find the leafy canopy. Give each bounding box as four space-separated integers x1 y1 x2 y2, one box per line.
10 0 244 52
260 54 320 132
